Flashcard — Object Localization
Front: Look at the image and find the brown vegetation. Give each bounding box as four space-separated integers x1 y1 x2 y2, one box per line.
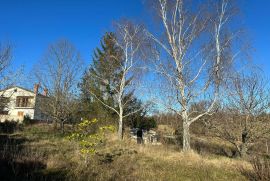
1 123 266 181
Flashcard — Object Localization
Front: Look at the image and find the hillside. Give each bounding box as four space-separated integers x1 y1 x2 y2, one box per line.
0 123 252 181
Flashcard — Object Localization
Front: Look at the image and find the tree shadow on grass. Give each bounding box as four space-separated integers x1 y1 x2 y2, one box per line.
0 134 67 181
192 139 238 158
164 134 238 158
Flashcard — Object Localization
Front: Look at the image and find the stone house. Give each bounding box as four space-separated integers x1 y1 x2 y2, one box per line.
0 84 48 122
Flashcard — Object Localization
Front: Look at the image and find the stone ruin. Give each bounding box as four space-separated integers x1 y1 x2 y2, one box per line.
130 128 161 145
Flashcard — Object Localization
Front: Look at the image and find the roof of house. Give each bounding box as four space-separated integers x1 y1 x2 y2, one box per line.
0 86 48 97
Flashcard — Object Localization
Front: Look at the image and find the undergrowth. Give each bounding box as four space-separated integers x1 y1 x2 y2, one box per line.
0 123 254 181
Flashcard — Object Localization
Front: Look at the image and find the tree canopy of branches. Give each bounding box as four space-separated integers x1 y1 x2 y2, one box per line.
0 43 12 88
0 43 14 113
206 71 270 157
145 0 239 151
35 39 83 133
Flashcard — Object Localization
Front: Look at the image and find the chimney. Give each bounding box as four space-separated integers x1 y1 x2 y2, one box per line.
34 84 39 94
43 88 48 96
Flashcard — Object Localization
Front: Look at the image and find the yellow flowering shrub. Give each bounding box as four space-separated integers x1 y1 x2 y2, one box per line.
67 118 114 155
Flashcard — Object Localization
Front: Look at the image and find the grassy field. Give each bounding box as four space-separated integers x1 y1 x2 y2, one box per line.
0 123 252 181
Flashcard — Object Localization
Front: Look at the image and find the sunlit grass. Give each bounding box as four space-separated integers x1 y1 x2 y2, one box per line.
0 123 252 180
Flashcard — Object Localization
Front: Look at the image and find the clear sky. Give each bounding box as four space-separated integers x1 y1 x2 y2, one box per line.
241 1 270 71
0 0 269 82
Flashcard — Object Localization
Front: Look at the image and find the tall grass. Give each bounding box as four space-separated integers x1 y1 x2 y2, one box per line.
0 123 253 180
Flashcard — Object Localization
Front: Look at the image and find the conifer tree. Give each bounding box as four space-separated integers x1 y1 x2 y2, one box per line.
80 30 150 139
80 32 122 122
81 32 136 123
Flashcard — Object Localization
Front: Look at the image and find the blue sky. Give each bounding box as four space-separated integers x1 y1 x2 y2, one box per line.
0 0 144 72
242 1 270 71
0 0 269 82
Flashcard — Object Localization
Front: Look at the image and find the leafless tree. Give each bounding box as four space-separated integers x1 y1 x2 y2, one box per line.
0 43 12 88
206 71 270 157
35 39 83 133
145 0 239 151
88 21 147 140
0 43 13 112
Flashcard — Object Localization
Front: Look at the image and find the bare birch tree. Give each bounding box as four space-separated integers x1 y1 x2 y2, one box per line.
87 22 146 140
35 39 83 133
145 0 239 151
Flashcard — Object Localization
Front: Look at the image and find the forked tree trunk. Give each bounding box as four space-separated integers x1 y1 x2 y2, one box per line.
183 122 191 152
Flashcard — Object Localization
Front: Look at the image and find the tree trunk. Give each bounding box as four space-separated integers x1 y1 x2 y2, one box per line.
118 115 123 140
183 122 191 152
61 120 65 134
240 129 248 158
53 119 57 130
240 143 248 158
266 140 269 155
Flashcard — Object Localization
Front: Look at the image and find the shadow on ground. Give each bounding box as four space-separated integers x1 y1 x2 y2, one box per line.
0 134 67 181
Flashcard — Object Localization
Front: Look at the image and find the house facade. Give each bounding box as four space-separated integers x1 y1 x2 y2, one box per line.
0 84 48 122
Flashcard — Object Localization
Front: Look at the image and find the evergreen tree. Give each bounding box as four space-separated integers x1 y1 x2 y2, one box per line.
80 32 152 135
80 32 125 123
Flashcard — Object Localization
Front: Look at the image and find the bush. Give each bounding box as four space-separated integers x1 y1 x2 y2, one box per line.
0 120 21 133
67 118 114 158
251 156 270 180
128 116 157 130
139 117 157 130
23 115 36 125
240 156 270 181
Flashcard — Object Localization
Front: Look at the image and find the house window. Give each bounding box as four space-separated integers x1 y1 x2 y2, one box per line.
0 111 8 115
17 111 24 117
16 97 33 107
0 96 9 112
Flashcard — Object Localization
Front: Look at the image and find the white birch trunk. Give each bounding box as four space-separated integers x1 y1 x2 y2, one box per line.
145 0 233 152
88 22 144 141
183 121 191 152
118 107 123 140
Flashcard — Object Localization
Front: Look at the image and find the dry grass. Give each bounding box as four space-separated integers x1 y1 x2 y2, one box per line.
81 133 250 181
0 124 254 180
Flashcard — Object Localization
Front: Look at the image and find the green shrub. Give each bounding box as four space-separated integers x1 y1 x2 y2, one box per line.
140 117 157 130
0 120 20 133
129 117 157 130
23 115 36 125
